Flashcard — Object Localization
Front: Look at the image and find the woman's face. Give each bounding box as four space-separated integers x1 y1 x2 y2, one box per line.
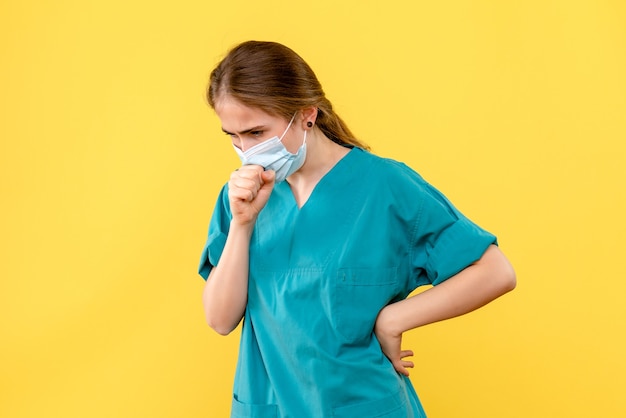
215 96 302 154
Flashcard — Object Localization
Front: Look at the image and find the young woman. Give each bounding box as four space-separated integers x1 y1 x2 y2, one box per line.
198 40 516 418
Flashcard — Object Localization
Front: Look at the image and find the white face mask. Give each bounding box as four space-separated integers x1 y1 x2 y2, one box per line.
233 114 307 183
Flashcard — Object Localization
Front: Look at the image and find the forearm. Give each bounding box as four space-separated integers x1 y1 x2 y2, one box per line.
379 245 516 335
202 221 253 335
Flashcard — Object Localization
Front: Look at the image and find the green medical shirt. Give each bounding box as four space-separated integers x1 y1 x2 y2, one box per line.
199 147 497 418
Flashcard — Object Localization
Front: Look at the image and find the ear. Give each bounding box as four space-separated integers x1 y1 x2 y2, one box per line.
300 106 318 128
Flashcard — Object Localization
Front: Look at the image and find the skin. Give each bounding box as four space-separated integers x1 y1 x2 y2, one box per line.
203 96 517 376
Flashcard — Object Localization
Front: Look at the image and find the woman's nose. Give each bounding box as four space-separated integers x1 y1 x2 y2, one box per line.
238 138 251 152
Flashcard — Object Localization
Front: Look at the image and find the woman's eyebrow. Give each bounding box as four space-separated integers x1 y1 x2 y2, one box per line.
221 125 266 135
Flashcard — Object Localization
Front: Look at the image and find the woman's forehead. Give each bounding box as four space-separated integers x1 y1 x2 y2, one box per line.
216 97 281 131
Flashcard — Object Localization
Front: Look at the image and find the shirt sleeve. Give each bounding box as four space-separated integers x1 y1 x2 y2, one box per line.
198 184 231 280
410 179 497 287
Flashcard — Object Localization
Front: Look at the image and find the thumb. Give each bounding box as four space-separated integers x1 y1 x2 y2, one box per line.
253 170 275 210
260 169 275 187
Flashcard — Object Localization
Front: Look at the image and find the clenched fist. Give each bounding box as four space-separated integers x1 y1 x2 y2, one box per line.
228 165 275 226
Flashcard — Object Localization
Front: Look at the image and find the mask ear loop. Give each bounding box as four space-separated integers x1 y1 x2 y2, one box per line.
279 113 297 141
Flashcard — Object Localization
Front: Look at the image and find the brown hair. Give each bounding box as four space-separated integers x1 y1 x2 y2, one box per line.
207 40 369 150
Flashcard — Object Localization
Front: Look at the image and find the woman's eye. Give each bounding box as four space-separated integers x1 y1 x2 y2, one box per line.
250 131 263 137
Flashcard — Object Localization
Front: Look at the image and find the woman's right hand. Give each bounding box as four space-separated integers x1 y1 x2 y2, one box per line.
228 165 276 226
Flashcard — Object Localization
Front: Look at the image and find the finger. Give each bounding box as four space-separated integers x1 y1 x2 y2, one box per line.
229 184 260 203
401 360 414 369
237 165 265 180
400 350 414 359
261 169 275 185
394 363 410 376
230 187 256 203
232 167 266 194
230 168 265 196
231 169 262 185
231 177 260 193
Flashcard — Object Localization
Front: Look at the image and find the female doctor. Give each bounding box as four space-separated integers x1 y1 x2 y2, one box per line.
198 40 516 417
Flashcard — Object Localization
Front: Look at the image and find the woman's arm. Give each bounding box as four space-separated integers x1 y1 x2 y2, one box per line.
202 166 275 335
202 221 254 335
374 244 516 375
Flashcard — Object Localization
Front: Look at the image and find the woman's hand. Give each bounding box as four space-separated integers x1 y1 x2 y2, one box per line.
372 245 515 374
374 305 415 376
228 165 275 226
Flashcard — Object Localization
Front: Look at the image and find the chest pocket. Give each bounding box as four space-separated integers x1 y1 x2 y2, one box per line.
231 397 278 418
333 267 400 342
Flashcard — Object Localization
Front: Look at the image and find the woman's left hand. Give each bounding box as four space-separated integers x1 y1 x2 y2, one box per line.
374 306 414 376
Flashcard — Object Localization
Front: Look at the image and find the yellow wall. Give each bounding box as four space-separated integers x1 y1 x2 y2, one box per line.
1 1 624 417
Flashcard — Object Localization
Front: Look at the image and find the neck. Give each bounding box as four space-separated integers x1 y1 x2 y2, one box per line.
290 130 349 182
286 129 350 207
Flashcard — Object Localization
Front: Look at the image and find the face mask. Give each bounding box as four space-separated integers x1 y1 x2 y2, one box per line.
233 114 307 183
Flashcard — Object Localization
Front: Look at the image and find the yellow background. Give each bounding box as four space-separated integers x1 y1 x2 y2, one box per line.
1 0 625 417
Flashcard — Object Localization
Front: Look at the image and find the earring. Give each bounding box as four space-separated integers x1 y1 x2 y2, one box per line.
307 121 313 128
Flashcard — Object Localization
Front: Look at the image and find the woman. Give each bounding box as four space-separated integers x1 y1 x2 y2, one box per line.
198 40 516 417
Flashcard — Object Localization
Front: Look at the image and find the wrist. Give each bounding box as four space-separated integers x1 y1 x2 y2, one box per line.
229 219 255 239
